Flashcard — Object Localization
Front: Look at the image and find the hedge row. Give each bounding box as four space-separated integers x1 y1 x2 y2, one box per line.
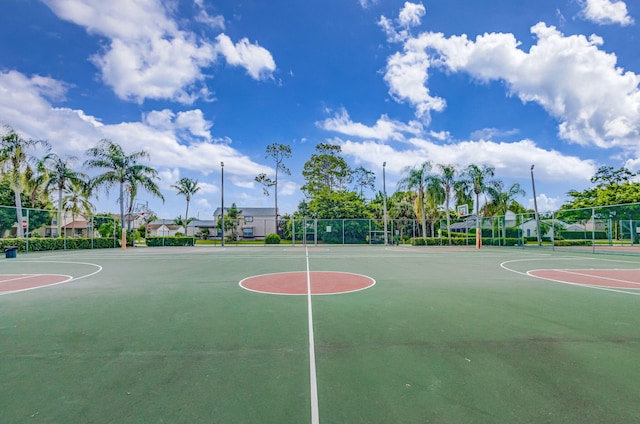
411 237 521 246
0 237 117 252
146 236 195 247
558 231 608 240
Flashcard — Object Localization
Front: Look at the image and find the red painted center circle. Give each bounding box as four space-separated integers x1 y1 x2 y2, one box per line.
240 271 375 295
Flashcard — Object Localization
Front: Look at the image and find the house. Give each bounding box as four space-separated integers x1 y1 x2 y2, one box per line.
185 219 218 237
147 219 185 237
209 207 278 240
42 213 96 238
518 218 586 238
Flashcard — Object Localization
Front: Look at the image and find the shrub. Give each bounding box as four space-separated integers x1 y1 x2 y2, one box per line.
265 233 281 244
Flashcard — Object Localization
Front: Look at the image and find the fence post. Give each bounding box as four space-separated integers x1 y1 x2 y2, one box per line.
592 208 596 253
551 212 555 251
25 209 30 253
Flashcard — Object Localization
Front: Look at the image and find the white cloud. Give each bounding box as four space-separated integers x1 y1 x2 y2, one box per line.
0 70 271 179
580 0 634 26
43 0 275 103
384 42 446 122
194 0 225 30
279 180 299 196
358 0 377 9
528 193 559 212
214 34 276 80
380 13 640 152
43 0 217 104
337 136 597 184
316 108 422 141
398 2 426 28
470 127 520 140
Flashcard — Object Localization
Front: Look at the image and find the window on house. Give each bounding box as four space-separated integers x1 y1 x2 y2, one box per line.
244 216 253 222
243 227 254 238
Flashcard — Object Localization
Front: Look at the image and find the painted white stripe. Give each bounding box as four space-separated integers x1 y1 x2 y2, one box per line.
306 246 320 424
554 269 640 286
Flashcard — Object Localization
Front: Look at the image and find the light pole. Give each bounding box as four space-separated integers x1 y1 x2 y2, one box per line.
530 164 541 246
221 161 225 247
383 162 388 245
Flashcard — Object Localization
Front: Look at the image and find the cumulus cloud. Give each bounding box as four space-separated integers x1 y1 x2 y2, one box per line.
398 2 426 28
0 70 271 180
528 193 560 212
43 0 275 103
214 34 276 80
337 136 596 184
316 108 422 141
379 9 640 152
580 0 634 26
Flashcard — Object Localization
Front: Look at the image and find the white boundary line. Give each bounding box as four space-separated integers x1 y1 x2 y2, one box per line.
550 269 640 287
306 245 320 424
500 257 640 296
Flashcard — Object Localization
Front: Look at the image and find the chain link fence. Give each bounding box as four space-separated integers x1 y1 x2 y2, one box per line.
0 204 120 252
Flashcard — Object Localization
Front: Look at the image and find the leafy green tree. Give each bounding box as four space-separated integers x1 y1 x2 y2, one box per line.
255 143 292 232
84 139 164 245
352 166 376 197
172 177 200 234
0 126 50 237
306 189 372 219
97 217 118 238
397 161 433 239
0 175 52 236
564 166 640 208
217 203 242 241
301 143 352 196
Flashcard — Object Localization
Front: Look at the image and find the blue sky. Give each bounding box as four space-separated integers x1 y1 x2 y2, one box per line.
1 0 639 219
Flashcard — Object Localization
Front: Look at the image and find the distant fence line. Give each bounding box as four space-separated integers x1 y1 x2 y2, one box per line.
1 202 639 255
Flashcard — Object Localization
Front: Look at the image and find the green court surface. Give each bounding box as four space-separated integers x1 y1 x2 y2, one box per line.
2 246 640 423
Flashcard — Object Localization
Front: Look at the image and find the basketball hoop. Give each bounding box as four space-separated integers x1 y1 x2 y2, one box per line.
457 204 469 217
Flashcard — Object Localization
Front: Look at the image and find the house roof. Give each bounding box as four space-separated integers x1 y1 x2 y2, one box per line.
62 221 88 229
148 223 184 230
212 207 276 217
187 220 217 228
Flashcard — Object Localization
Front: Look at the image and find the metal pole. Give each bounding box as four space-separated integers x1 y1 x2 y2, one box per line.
221 161 225 247
530 165 542 246
383 162 388 245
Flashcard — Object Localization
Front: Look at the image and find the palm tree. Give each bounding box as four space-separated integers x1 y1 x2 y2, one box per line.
61 179 94 237
43 153 87 237
124 165 165 232
485 182 526 216
172 177 200 235
460 164 498 248
397 161 432 239
0 126 50 237
433 164 458 244
425 176 445 237
485 181 526 242
84 139 164 247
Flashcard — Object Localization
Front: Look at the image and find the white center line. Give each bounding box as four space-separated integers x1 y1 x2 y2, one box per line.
306 245 320 424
